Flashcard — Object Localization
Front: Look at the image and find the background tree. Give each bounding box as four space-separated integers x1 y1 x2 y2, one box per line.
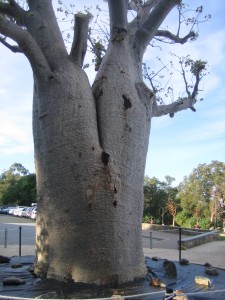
178 160 225 228
143 176 167 224
167 199 177 226
0 0 208 285
0 163 36 206
143 175 179 224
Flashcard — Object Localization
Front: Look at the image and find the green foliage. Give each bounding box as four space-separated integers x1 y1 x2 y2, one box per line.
198 218 211 230
175 211 211 229
143 175 179 225
142 215 152 223
184 57 207 76
175 210 192 226
178 160 225 220
0 163 36 206
219 235 225 241
184 216 196 228
144 161 225 227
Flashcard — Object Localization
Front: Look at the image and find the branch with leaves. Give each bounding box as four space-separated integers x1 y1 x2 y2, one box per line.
144 55 207 117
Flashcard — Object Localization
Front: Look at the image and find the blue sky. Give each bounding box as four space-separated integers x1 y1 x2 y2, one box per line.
0 0 224 186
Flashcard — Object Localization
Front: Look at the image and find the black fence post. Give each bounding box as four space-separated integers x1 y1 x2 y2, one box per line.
179 227 182 262
150 231 153 249
4 228 7 248
19 226 22 256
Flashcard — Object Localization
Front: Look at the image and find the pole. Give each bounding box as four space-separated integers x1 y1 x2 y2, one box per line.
19 226 22 257
150 231 153 249
179 227 182 262
4 228 7 248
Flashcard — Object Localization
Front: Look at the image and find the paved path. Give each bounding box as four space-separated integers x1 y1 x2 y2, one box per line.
1 215 225 270
142 228 225 269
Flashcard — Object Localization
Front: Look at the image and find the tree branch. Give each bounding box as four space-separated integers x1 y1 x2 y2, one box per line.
108 0 128 42
0 36 23 53
153 97 196 118
70 13 90 67
128 0 157 26
155 29 196 44
135 0 181 50
152 59 206 118
0 14 51 79
25 0 67 69
0 1 26 26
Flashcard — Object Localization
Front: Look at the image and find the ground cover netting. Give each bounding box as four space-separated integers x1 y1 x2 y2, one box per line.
0 256 225 299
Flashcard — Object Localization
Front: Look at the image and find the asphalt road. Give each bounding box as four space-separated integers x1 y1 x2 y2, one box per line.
0 214 35 256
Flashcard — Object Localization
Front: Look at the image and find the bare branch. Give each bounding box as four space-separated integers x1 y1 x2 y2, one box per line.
25 0 67 69
0 14 51 79
152 97 196 118
128 0 158 29
0 1 26 26
70 13 90 67
135 0 181 50
180 59 191 97
155 29 196 44
108 0 128 42
0 36 23 53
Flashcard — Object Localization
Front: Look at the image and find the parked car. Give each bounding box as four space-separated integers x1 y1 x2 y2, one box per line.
30 206 37 220
17 207 29 217
21 207 30 218
8 207 17 215
13 206 26 216
0 206 16 214
0 206 8 214
24 207 32 218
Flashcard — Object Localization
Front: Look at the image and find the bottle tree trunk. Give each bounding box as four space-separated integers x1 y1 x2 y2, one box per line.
33 46 151 284
32 0 166 285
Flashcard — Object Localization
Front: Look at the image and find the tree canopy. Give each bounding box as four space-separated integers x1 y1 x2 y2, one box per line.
143 161 225 228
0 163 36 206
143 175 179 224
178 160 225 212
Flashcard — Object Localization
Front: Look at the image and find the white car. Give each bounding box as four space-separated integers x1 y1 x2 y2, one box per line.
8 207 17 215
13 206 26 216
17 207 28 217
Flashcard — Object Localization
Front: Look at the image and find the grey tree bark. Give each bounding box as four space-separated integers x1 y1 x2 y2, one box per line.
0 0 204 285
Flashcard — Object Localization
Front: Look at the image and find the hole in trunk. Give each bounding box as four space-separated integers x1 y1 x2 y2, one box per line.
114 186 117 194
101 151 110 166
123 94 132 110
113 200 117 207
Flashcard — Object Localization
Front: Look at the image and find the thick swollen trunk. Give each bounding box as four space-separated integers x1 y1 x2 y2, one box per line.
33 57 150 285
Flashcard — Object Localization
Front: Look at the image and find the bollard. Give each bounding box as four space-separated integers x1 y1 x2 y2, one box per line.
19 226 22 256
4 228 7 248
150 231 153 249
179 227 182 262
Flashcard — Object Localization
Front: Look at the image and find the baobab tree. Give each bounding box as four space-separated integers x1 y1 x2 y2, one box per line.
0 0 207 285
